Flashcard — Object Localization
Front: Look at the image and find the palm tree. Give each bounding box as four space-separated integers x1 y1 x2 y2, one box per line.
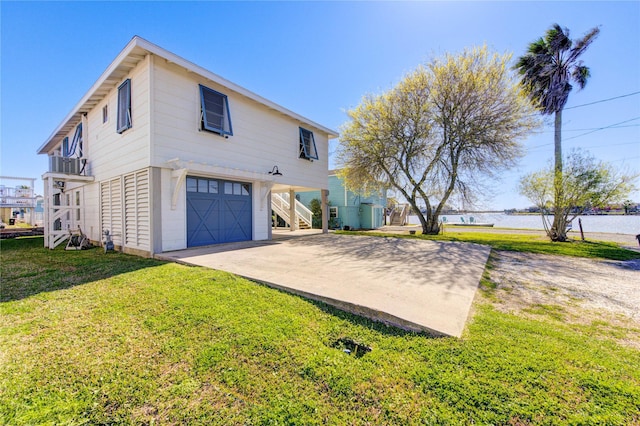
515 24 600 241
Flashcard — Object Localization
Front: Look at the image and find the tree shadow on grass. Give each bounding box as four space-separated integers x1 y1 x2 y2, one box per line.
0 237 166 302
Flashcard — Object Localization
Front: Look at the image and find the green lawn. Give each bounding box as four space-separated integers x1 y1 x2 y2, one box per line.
1 237 639 424
338 230 640 261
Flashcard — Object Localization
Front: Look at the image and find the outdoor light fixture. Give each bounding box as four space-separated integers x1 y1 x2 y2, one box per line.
268 166 282 176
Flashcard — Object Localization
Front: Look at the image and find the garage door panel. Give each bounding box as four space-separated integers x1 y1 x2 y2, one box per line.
222 198 252 242
187 196 220 247
186 177 251 247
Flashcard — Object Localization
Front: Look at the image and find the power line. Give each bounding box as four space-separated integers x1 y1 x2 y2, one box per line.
527 140 640 152
610 156 640 163
564 91 640 110
538 124 640 133
522 91 640 119
526 116 640 149
564 116 640 141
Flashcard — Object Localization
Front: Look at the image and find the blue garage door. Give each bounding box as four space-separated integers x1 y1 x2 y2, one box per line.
186 176 252 247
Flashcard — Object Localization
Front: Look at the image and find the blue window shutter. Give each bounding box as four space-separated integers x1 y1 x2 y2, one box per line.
76 123 83 157
67 123 82 157
117 79 132 133
62 137 69 157
299 128 319 160
199 85 233 136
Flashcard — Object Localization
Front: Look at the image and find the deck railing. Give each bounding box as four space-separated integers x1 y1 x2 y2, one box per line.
271 193 313 228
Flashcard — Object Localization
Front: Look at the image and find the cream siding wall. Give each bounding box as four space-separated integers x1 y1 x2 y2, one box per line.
88 57 152 252
150 60 329 190
45 57 154 252
159 168 186 251
87 57 151 181
82 184 101 243
252 181 269 240
151 58 329 251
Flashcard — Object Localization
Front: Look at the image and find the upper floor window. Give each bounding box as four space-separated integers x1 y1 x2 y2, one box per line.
199 85 233 136
102 105 108 123
299 127 318 160
62 137 70 157
117 79 132 133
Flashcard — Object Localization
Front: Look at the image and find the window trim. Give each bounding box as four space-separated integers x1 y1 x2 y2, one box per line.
329 206 338 219
186 176 248 197
199 84 233 136
299 127 319 160
117 79 132 134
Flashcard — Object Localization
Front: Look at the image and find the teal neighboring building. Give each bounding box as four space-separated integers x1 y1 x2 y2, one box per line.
297 170 386 230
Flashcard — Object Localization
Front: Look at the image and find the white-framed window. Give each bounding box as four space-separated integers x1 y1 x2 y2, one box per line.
199 85 233 136
117 79 132 133
299 127 318 160
329 206 338 219
102 105 108 123
186 177 248 196
224 182 250 196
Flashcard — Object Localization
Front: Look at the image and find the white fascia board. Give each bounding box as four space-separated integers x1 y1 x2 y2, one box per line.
38 36 338 155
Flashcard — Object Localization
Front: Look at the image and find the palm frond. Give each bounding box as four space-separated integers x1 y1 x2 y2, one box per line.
571 64 591 89
568 26 600 63
546 24 572 53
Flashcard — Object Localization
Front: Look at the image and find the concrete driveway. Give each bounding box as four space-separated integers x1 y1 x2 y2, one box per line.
158 233 491 337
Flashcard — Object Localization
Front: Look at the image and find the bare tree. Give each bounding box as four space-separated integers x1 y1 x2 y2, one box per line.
338 46 540 234
520 149 637 235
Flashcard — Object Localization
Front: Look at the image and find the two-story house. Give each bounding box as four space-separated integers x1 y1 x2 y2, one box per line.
37 36 338 256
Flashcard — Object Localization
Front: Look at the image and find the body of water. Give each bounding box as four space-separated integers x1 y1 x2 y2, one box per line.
407 213 640 235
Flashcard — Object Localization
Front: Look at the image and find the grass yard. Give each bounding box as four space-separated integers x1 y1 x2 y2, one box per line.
1 236 639 424
338 229 640 261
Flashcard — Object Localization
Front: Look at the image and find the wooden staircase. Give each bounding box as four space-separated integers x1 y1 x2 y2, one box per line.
389 204 410 226
298 218 311 229
271 193 313 230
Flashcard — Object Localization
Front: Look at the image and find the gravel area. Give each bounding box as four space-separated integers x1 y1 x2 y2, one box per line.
374 226 640 335
488 250 640 324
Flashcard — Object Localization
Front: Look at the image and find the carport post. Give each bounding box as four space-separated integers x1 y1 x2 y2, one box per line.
289 188 297 231
321 189 328 234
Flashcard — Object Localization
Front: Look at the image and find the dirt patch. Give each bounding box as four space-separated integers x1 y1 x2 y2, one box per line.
485 250 640 346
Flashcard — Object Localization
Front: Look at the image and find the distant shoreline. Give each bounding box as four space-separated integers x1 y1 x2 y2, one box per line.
441 211 639 216
378 225 639 248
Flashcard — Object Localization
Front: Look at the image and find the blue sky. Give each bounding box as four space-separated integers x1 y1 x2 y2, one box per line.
2 1 639 209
